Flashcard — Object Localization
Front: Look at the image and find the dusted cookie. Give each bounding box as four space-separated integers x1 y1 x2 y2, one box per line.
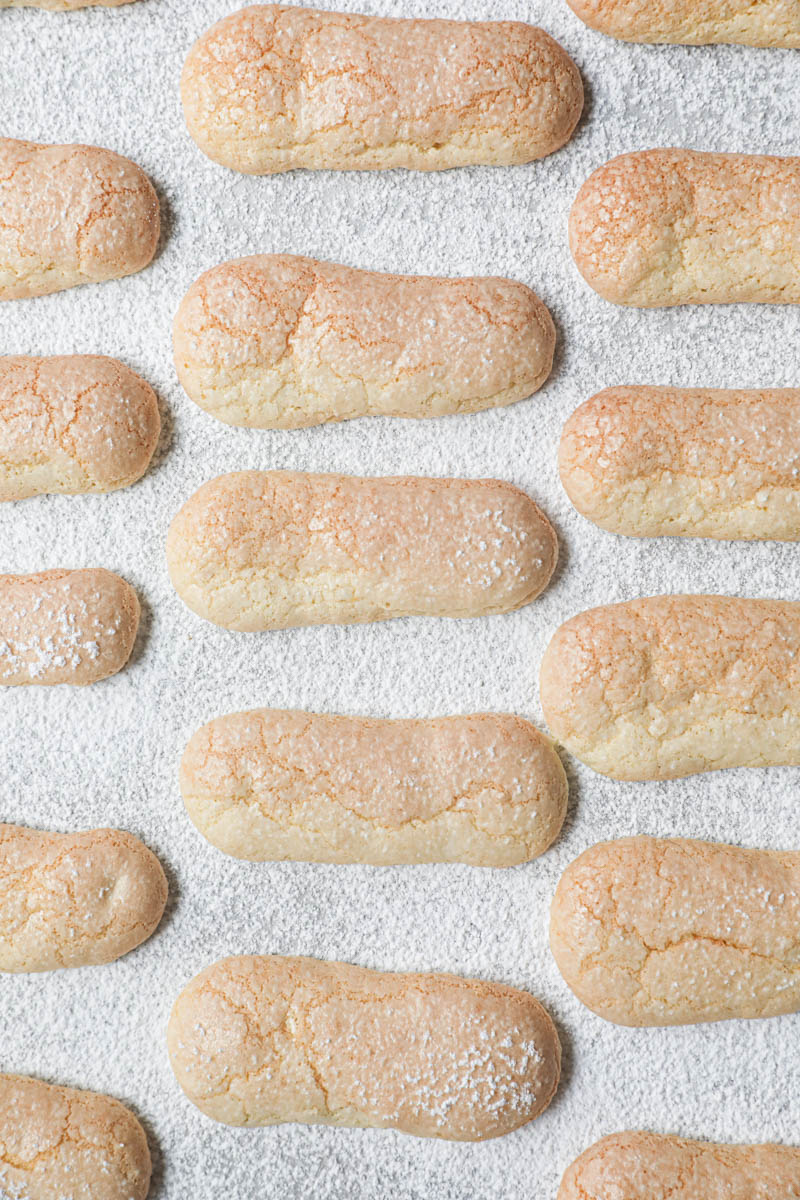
1 0 138 6
180 709 567 866
559 1132 800 1199
559 387 800 540
550 837 800 1026
0 569 140 686
181 5 583 174
565 0 800 46
0 356 160 501
0 1074 150 1200
570 150 800 307
168 955 561 1140
174 255 556 429
0 824 167 972
167 471 557 631
0 139 159 300
540 594 800 780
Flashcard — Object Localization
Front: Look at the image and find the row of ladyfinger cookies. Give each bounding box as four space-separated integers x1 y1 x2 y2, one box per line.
5 0 800 52
3 828 800 1196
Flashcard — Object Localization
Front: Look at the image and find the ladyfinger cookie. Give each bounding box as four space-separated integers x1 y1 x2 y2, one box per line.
0 824 167 972
166 471 557 631
0 139 159 301
0 568 140 685
560 386 800 540
550 837 800 1026
167 955 561 1140
173 255 556 429
570 149 800 307
180 709 567 866
0 356 160 501
0 1074 150 1200
540 594 800 780
181 6 583 174
559 1132 800 1200
565 0 800 46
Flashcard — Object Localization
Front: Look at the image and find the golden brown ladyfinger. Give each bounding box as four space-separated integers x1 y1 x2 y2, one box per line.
550 837 800 1026
559 386 800 540
0 356 160 501
180 709 567 866
0 139 159 300
570 150 800 307
540 594 800 780
0 824 167 972
166 471 557 631
558 1132 800 1199
181 5 583 174
167 955 561 1140
0 569 140 685
0 1074 150 1200
565 0 800 47
173 255 555 428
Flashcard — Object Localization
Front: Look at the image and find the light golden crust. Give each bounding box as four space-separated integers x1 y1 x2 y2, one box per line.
173 255 556 429
540 594 800 780
565 0 800 46
0 824 167 972
167 955 561 1140
550 837 800 1026
0 1074 151 1200
559 386 800 540
0 139 159 301
0 569 140 686
570 149 800 307
166 470 557 632
180 709 567 866
180 5 583 174
0 355 160 501
558 1132 800 1198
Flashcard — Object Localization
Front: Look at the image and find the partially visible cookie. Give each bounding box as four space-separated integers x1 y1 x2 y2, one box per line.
0 356 160 501
0 569 140 685
0 824 167 972
0 1074 150 1200
174 255 555 428
540 594 800 779
0 139 159 300
559 1132 800 1199
168 955 561 1140
570 150 800 306
559 386 800 539
565 0 800 47
550 837 800 1026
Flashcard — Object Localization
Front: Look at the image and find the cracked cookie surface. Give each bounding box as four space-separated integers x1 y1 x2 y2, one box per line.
180 709 567 866
173 254 555 429
0 1073 150 1200
550 837 800 1026
559 386 800 540
558 1131 800 1199
166 470 557 631
181 5 583 174
570 149 800 306
565 0 800 46
540 594 800 780
0 568 140 686
167 955 561 1140
0 139 159 300
0 824 167 972
0 355 160 501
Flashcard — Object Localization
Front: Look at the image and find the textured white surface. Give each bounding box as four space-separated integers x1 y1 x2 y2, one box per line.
0 2 798 1196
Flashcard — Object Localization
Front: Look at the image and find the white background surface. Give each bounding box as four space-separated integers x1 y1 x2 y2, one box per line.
1 1 799 1196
